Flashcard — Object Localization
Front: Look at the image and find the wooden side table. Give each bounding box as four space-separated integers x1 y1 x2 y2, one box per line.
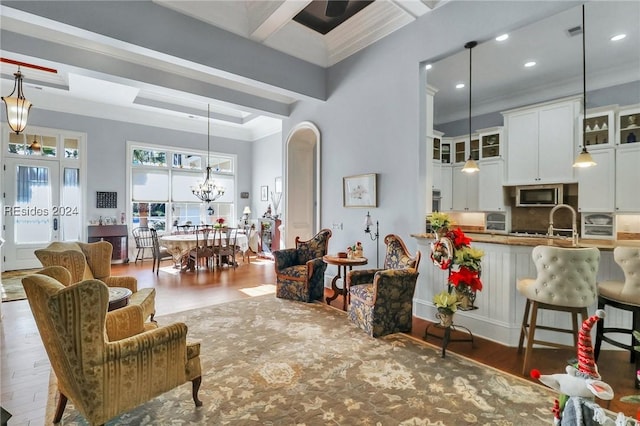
108 287 132 311
323 255 368 311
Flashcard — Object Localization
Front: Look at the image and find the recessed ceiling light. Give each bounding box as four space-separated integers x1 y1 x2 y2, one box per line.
456 83 465 89
496 34 509 42
425 64 432 70
524 61 536 68
611 34 626 41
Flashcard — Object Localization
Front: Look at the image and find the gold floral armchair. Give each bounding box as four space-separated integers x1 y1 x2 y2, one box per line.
22 272 202 425
34 241 156 321
274 229 332 302
347 234 421 337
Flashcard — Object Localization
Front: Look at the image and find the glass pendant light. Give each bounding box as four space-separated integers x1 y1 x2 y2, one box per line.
461 41 479 173
573 5 597 168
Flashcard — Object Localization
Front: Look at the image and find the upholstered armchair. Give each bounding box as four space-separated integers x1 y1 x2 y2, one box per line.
22 273 202 425
347 234 422 337
274 228 332 302
34 241 156 321
347 234 422 288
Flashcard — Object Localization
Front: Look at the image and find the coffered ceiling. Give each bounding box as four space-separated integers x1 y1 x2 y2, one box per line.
0 0 442 140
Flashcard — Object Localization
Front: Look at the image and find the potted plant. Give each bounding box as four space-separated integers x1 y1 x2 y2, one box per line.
433 290 460 327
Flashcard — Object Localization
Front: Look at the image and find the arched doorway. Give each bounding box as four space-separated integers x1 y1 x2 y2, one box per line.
284 121 320 248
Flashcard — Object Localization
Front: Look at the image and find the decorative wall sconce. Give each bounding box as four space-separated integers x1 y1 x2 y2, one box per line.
364 211 380 268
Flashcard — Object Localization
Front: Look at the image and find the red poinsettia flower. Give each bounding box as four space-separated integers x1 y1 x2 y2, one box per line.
448 266 483 292
449 227 472 249
216 217 225 224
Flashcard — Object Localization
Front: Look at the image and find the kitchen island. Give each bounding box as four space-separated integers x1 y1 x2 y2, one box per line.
411 232 637 347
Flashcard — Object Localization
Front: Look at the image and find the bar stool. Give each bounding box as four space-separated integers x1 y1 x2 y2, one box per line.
517 245 600 375
594 247 640 387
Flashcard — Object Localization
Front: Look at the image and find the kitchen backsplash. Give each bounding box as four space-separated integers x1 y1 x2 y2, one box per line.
508 184 579 233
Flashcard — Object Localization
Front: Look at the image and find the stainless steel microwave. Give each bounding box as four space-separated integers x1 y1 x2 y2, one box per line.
516 184 563 207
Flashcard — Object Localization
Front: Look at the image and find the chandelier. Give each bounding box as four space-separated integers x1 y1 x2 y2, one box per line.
191 104 225 203
2 67 32 134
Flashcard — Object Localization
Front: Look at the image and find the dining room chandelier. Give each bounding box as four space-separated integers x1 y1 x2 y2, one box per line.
461 41 480 173
192 104 225 203
2 67 32 134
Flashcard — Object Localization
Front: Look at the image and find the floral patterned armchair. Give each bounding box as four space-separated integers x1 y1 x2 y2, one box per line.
34 241 156 321
22 272 202 425
274 229 332 302
347 234 421 337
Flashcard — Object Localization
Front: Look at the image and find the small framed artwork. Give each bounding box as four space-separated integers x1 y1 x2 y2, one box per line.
96 191 117 208
343 173 377 208
261 185 269 201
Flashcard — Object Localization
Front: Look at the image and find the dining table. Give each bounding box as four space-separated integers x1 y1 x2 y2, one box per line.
159 232 249 270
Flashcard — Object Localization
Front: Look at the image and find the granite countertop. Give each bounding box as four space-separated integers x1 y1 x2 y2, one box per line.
411 232 640 250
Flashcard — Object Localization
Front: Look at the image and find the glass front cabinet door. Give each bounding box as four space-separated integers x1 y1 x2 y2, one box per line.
579 107 615 149
619 105 640 145
478 127 503 160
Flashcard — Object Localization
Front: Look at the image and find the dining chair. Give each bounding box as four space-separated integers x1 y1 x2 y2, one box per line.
188 227 214 271
217 227 239 268
132 227 154 263
150 228 174 275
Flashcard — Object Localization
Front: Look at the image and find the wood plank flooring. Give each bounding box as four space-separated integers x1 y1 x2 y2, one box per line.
1 256 638 424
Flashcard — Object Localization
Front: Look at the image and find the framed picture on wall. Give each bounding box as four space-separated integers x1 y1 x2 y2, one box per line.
261 185 269 201
343 173 377 208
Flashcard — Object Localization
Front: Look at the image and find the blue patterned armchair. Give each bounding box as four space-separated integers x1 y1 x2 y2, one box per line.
274 229 332 302
347 234 421 337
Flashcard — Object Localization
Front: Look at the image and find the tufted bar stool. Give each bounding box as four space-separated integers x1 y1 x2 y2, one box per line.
517 245 600 375
594 247 640 388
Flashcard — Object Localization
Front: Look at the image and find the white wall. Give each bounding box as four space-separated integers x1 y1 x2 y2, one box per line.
282 1 579 261
250 132 283 220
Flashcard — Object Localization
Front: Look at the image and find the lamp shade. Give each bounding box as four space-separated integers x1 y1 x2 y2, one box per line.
573 148 597 168
364 212 374 227
2 70 31 134
461 157 480 173
243 206 252 215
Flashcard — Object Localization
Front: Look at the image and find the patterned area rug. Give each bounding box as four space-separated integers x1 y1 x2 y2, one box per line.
1 269 39 302
47 295 556 425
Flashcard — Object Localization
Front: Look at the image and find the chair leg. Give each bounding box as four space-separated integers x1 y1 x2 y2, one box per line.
518 299 531 354
192 376 203 407
53 392 68 423
522 301 539 376
595 299 605 360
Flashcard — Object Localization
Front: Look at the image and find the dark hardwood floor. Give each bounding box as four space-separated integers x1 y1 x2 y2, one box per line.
2 255 638 424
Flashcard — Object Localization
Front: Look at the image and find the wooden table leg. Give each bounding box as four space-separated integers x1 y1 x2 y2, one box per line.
325 265 343 306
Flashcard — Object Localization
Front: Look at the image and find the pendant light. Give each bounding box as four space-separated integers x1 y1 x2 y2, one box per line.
191 104 225 203
1 67 32 134
573 5 597 168
461 41 480 173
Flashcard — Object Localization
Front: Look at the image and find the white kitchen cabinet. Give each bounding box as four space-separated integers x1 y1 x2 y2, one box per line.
478 159 506 211
577 149 615 212
615 144 640 212
452 165 479 211
452 134 479 164
432 160 442 191
504 97 579 185
440 165 453 211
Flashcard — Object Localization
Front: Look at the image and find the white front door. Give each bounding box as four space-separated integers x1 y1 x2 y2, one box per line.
2 128 85 270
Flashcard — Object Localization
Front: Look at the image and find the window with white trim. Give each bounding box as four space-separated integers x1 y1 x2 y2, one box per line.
128 143 236 232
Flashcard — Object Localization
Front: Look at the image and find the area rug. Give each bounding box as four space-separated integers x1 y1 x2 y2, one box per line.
1 269 39 302
46 295 557 425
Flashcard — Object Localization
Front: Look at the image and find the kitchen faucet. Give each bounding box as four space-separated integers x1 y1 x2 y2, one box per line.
548 204 578 246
